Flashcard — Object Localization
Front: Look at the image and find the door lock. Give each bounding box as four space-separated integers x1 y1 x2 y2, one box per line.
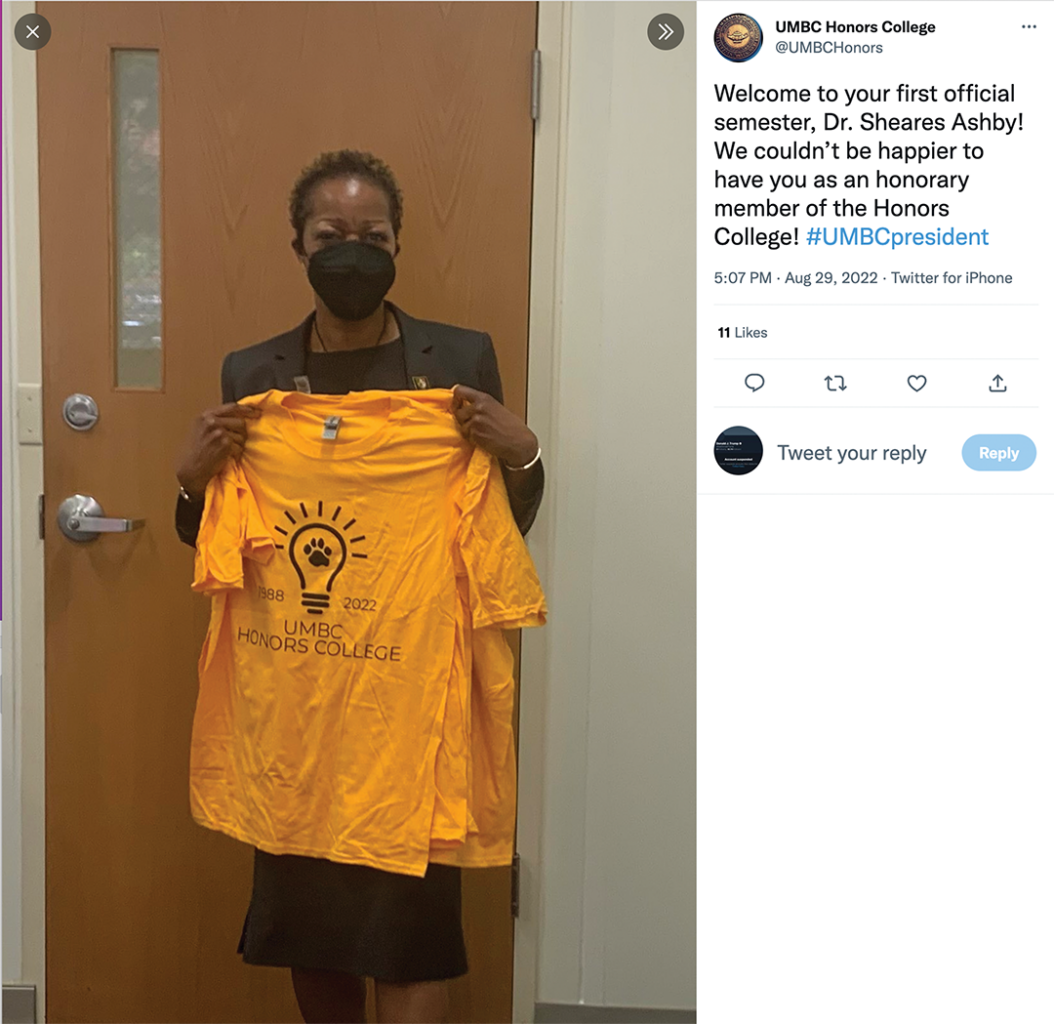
62 393 100 431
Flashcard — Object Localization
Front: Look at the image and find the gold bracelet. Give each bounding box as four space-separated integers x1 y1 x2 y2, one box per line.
504 445 542 472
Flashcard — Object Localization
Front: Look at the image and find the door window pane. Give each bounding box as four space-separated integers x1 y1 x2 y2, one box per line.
113 50 161 389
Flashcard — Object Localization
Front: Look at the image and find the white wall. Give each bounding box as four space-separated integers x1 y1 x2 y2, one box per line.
520 1 696 1013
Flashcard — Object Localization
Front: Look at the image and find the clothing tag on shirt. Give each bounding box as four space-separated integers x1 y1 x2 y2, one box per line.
321 415 341 441
294 375 312 394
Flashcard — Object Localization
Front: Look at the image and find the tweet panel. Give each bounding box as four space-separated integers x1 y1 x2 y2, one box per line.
700 4 1054 1021
701 1 1050 495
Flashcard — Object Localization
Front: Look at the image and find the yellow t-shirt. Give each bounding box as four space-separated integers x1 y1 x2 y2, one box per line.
189 389 545 877
429 624 521 867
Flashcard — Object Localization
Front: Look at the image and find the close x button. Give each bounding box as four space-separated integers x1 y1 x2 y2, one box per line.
962 434 1036 471
14 13 51 50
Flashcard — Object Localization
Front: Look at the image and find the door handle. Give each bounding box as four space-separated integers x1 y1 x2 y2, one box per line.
57 494 145 543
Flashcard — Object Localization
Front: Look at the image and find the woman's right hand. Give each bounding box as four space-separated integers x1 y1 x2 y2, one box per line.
176 403 261 499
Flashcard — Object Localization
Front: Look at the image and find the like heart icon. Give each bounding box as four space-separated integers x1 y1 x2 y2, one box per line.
907 375 927 392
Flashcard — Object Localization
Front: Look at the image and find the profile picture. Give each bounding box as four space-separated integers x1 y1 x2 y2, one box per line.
714 425 763 475
714 13 763 62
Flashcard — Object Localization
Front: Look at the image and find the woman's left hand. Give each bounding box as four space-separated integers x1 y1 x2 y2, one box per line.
451 385 539 467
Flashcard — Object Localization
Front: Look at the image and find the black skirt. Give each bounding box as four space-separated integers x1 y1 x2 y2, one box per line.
237 847 469 983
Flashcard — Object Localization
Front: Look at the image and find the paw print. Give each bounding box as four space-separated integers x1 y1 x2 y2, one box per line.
305 537 332 568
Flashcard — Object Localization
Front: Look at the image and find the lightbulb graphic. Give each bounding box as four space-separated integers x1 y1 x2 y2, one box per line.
274 501 368 614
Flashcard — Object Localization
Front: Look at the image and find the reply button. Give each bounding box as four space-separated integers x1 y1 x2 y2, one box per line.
962 434 1036 471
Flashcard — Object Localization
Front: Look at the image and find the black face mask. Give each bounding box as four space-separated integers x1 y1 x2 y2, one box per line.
306 240 396 322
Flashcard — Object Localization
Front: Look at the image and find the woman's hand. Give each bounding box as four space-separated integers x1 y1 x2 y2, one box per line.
176 403 261 499
451 385 538 467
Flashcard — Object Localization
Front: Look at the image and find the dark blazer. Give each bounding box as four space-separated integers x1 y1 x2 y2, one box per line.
175 302 544 546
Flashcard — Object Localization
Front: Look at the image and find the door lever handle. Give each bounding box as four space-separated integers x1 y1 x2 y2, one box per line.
68 516 145 534
57 494 145 543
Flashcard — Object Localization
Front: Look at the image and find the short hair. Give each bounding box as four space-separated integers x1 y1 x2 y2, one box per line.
288 150 404 252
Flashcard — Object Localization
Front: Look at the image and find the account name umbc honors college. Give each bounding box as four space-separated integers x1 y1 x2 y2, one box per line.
237 621 403 662
774 21 938 36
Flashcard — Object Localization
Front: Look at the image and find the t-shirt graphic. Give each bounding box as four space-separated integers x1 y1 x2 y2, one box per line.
188 389 546 877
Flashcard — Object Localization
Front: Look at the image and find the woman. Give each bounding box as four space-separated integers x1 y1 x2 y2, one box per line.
174 150 544 1024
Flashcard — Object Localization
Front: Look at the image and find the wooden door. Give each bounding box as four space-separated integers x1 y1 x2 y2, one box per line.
37 3 537 1021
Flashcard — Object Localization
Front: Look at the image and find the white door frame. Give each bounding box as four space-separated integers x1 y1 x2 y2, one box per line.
513 2 571 1021
2 4 571 1022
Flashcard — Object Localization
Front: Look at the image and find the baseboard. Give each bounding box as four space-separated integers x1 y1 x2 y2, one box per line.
534 1003 695 1023
2 986 36 1024
2 988 697 1024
